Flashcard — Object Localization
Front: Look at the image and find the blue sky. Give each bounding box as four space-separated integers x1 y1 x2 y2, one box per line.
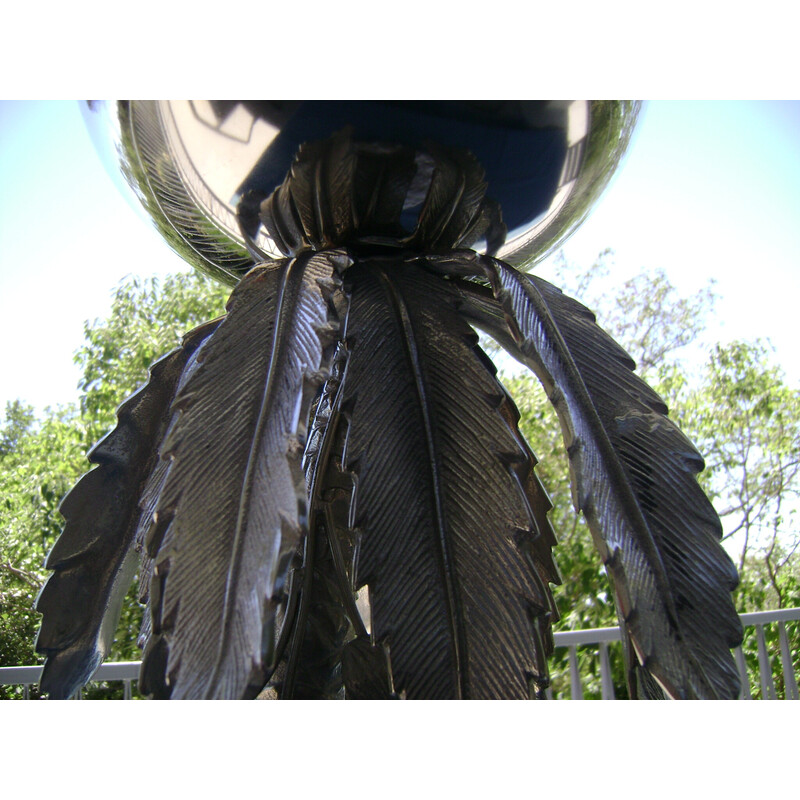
1 100 799 418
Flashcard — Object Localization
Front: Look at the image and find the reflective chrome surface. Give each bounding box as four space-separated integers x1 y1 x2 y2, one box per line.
84 100 640 285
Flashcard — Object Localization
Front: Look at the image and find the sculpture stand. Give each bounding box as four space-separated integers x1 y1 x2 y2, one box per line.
36 127 743 699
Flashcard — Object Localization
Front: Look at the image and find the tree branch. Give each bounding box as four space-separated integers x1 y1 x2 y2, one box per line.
0 561 42 589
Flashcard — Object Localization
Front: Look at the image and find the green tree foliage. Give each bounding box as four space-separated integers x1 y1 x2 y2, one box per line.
1 401 87 688
0 271 228 698
76 272 230 442
676 341 800 587
671 342 800 699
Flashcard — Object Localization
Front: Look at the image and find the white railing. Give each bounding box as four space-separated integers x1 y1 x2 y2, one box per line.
547 607 800 700
1 660 141 700
3 608 797 699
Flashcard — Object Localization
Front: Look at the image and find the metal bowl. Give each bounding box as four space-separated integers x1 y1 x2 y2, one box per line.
83 100 640 286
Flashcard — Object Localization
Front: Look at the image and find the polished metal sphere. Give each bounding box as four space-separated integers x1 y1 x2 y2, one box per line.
83 100 640 285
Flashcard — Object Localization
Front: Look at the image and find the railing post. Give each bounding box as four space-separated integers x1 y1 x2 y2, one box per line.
755 624 777 700
568 647 583 700
599 642 615 700
734 647 752 699
778 621 799 700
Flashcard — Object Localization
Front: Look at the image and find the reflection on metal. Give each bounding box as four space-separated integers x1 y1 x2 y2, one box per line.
84 100 640 285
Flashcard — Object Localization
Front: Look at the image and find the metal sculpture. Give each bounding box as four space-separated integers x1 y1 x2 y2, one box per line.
35 102 743 699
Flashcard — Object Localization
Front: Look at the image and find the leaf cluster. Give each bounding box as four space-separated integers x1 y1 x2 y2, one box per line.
2 252 797 699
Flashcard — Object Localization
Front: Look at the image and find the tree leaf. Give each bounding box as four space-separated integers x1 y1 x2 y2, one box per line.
138 251 348 699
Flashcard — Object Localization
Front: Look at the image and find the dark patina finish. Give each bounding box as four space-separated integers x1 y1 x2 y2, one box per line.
36 103 742 699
